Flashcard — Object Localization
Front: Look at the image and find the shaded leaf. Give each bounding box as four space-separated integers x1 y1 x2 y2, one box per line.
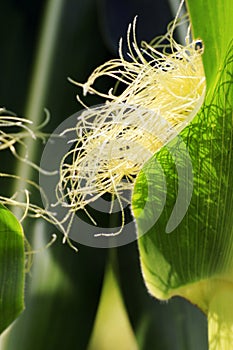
0 204 25 334
4 227 107 350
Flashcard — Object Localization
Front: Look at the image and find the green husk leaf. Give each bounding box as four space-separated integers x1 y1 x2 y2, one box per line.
132 0 233 313
186 0 233 91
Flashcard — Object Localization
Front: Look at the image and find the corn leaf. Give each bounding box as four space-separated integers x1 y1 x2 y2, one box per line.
132 0 233 313
0 204 25 334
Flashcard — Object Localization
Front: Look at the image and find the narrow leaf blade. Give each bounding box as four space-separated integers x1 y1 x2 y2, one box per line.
0 204 25 334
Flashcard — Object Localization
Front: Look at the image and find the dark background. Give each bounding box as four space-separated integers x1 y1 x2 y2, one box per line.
0 0 174 120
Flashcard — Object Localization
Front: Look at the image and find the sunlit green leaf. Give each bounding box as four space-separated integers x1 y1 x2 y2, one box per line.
133 0 233 313
187 0 233 90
